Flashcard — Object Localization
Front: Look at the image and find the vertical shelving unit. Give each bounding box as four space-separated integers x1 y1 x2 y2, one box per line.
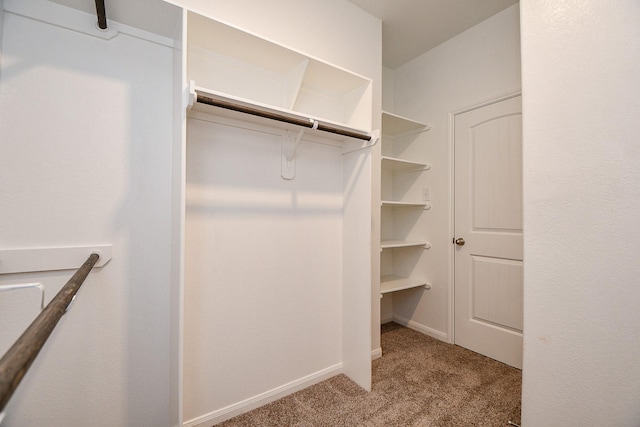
379 112 431 297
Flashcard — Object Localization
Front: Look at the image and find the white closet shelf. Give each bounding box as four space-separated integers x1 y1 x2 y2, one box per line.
382 111 430 136
188 85 373 142
188 11 373 131
381 200 427 207
380 240 430 250
380 275 429 294
381 156 430 171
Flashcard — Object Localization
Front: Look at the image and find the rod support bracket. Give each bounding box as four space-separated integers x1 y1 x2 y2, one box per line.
281 121 314 180
341 129 380 155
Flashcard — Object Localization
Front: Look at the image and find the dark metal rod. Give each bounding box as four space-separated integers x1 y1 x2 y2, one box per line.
94 0 107 30
0 253 100 412
197 94 315 129
196 95 372 142
315 122 372 141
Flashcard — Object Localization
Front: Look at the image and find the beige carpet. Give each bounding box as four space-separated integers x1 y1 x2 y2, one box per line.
218 322 522 426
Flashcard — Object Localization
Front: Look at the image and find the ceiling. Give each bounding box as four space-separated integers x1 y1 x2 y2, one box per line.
347 0 518 69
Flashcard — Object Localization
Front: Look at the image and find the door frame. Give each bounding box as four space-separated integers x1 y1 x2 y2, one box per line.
447 91 522 345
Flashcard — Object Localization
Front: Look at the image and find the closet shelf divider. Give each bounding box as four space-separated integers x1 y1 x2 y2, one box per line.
285 59 309 110
381 156 431 171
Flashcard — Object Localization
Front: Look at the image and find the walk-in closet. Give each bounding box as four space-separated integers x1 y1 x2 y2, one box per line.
4 0 635 426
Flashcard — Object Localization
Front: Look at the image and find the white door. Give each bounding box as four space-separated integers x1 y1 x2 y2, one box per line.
454 95 523 369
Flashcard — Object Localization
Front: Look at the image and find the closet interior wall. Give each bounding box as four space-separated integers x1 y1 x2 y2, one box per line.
184 113 347 423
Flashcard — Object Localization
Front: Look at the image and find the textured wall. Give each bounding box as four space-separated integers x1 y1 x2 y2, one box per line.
521 1 640 425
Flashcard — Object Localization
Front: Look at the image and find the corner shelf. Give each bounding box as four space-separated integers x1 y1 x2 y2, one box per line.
381 156 430 171
380 275 429 294
381 200 427 208
382 111 430 136
381 240 430 250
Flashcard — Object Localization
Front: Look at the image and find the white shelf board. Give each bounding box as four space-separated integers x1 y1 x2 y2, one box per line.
187 12 373 129
380 275 427 294
0 245 112 274
381 200 427 207
380 240 430 250
188 11 371 93
188 11 306 75
382 111 428 136
381 156 428 171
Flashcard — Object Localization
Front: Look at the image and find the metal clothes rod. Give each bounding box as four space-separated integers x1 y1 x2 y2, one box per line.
94 0 107 30
195 92 373 142
315 122 373 141
0 253 100 413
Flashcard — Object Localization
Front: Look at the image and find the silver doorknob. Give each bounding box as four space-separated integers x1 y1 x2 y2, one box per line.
455 237 465 246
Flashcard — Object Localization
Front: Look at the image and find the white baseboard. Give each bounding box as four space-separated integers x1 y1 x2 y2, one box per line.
183 363 343 427
371 347 382 360
392 314 449 342
380 315 394 324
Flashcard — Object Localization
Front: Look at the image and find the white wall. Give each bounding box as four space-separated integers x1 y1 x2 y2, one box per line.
389 4 521 340
182 116 346 424
0 2 176 425
521 1 640 425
